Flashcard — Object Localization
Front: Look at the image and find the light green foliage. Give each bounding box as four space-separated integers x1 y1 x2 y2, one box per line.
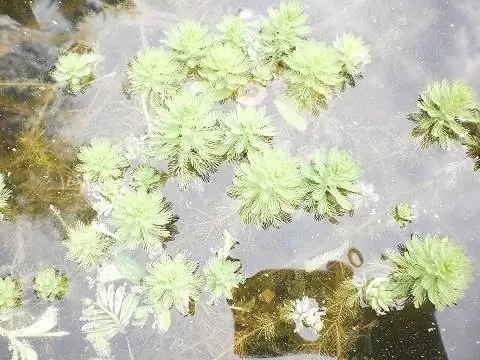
125 47 188 103
111 190 175 251
203 256 245 299
131 164 165 192
143 251 204 315
148 90 226 189
222 105 275 160
392 203 415 228
0 173 11 209
198 42 252 101
333 33 371 87
217 14 249 48
364 277 396 315
386 233 474 310
81 283 141 358
0 276 22 310
33 269 69 301
409 80 480 149
51 52 101 94
76 138 129 183
165 20 213 72
283 41 344 115
260 1 312 64
228 149 305 228
301 147 362 221
64 222 113 268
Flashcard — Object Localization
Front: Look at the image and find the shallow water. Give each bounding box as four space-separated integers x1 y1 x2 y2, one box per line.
1 0 479 359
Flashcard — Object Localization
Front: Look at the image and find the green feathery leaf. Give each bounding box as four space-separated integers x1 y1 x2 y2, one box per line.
283 41 344 115
76 138 129 183
260 1 312 65
217 14 249 48
198 42 252 101
386 233 474 310
148 89 226 189
64 221 113 268
111 190 176 251
125 47 188 104
203 256 245 299
131 164 166 192
52 52 101 94
33 268 69 301
0 276 22 310
302 147 362 222
409 80 480 149
364 277 396 315
165 20 214 72
392 202 415 228
333 33 370 88
143 251 205 315
222 105 275 160
228 149 305 228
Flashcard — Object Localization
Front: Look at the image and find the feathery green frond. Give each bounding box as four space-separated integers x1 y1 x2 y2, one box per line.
33 269 69 301
409 80 480 149
148 89 226 189
111 190 176 251
333 33 370 87
64 222 113 268
125 47 188 103
0 276 22 310
52 52 101 94
131 164 165 192
260 1 312 64
228 149 304 228
198 42 252 101
302 147 362 221
76 138 129 182
222 105 275 160
203 256 245 299
364 277 396 315
165 20 214 71
217 15 249 48
392 203 415 228
0 173 12 209
386 233 474 310
283 41 344 115
143 251 204 315
465 131 480 171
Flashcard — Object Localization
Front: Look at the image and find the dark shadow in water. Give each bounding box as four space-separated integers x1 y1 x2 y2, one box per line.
228 261 448 360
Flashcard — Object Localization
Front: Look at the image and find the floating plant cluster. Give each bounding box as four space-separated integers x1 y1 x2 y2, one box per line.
0 1 477 360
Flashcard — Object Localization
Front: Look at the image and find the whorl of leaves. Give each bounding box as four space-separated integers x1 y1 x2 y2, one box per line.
301 147 362 222
198 42 252 101
33 268 69 301
333 33 371 88
148 89 226 189
111 190 176 251
409 80 480 149
165 20 214 72
143 251 204 315
228 149 304 228
283 41 344 115
222 105 275 160
76 138 129 183
260 1 312 64
217 14 249 48
0 276 22 310
64 222 113 268
131 164 165 192
51 52 101 94
203 256 245 299
125 47 188 103
386 233 474 310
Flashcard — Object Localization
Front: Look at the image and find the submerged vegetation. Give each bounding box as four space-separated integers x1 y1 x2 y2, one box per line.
0 1 477 360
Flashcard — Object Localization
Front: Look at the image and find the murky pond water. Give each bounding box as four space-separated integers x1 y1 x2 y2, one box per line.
1 1 479 359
